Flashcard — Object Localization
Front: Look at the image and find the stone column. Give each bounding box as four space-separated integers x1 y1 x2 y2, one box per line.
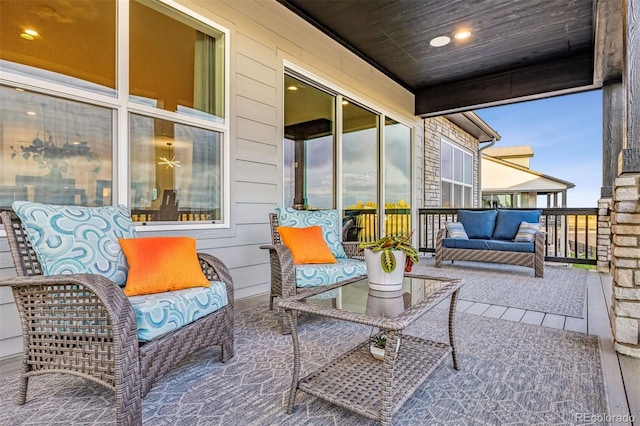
597 198 612 272
611 176 640 357
609 0 640 358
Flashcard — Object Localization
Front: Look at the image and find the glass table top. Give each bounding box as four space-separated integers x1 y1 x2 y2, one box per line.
282 273 462 323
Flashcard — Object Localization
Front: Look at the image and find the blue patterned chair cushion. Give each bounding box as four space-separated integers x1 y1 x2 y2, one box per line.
128 281 228 342
276 207 347 258
12 202 137 286
296 258 366 288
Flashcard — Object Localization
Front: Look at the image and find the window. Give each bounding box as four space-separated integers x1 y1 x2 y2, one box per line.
441 140 473 208
283 75 335 209
482 194 514 208
284 72 413 242
0 0 228 225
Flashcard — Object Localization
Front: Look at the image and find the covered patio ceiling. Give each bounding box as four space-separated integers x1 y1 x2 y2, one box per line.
278 0 621 117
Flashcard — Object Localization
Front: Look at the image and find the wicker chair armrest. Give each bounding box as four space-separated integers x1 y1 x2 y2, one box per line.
197 253 234 307
0 273 141 392
341 241 364 259
259 244 297 299
1 273 137 326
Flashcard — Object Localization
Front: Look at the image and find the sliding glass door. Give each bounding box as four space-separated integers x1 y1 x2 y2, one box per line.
283 73 412 242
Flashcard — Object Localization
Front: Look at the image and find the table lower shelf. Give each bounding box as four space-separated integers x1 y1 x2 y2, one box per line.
297 334 452 421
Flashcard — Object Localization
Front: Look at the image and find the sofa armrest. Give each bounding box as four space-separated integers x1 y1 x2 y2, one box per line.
435 228 447 267
534 231 545 277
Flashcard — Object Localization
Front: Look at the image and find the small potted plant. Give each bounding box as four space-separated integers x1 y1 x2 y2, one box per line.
359 232 419 291
369 334 400 360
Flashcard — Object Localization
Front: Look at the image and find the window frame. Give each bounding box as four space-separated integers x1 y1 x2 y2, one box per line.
283 63 416 239
0 0 231 232
440 139 473 208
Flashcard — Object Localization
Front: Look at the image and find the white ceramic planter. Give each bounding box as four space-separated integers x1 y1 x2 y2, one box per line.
364 249 406 292
369 336 401 360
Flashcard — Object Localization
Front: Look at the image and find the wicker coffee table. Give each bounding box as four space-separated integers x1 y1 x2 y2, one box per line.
278 273 463 425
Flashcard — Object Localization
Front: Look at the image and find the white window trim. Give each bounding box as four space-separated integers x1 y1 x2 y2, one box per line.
0 0 231 233
440 138 473 207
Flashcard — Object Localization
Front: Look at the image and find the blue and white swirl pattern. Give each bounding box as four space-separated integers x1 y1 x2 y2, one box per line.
276 207 347 258
128 282 228 342
12 201 137 286
296 258 366 288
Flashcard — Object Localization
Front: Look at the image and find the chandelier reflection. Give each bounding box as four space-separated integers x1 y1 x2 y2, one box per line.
158 142 181 169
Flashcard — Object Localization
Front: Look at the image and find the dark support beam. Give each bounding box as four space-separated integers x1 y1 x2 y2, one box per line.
618 0 640 173
602 83 624 198
594 0 624 85
415 52 594 117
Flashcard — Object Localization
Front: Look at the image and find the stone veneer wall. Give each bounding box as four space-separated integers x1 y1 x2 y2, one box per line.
597 198 612 272
610 175 640 357
423 116 480 207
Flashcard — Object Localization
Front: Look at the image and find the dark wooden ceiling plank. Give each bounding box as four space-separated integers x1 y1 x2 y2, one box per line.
280 0 596 94
415 52 594 117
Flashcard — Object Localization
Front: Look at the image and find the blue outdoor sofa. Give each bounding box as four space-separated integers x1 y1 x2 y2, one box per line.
435 209 545 277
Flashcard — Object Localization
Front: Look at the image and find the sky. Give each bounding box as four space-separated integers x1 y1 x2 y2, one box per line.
475 90 603 208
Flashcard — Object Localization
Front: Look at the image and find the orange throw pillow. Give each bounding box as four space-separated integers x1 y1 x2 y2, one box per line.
276 226 337 265
119 237 210 296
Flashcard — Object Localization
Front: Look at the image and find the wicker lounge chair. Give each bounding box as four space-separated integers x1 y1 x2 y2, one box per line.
0 210 235 426
260 212 365 330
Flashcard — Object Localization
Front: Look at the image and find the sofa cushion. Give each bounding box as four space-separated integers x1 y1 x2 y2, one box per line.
276 207 347 258
128 282 228 342
456 210 497 239
514 221 543 242
276 226 337 264
119 237 210 296
296 258 366 288
443 238 534 253
12 201 136 286
493 210 542 240
445 222 468 239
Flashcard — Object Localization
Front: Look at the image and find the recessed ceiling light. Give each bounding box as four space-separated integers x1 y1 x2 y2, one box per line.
287 85 298 91
25 29 38 36
27 111 36 116
20 33 34 41
429 36 451 47
454 30 471 40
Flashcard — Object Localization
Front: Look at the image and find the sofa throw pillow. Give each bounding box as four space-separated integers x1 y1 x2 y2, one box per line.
445 222 468 239
276 207 347 258
276 226 337 265
514 221 542 242
456 209 498 239
12 201 137 286
493 209 542 240
119 237 210 296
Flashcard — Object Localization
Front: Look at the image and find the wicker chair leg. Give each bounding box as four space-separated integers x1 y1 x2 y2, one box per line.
222 340 235 362
17 376 28 405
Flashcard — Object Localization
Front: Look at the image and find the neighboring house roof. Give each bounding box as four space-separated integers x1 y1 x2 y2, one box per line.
444 111 501 142
483 146 534 159
481 154 575 193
